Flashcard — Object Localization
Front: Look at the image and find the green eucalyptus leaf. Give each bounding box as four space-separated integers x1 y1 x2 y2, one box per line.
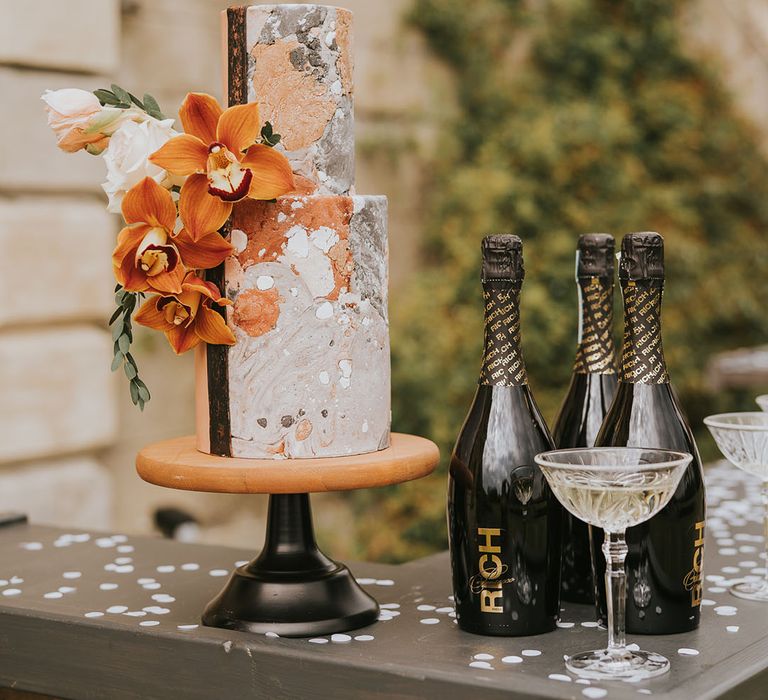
124 362 137 379
112 323 124 341
117 334 130 354
143 94 164 120
111 354 123 372
137 384 151 401
111 84 131 104
129 380 139 404
109 307 123 325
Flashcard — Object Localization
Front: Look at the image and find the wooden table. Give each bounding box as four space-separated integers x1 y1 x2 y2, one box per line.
0 462 766 700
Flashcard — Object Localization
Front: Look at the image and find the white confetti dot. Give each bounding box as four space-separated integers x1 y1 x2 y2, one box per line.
100 583 119 591
256 275 275 290
715 605 738 616
354 635 374 641
140 620 160 627
21 542 43 551
178 624 199 630
375 579 394 586
117 545 134 553
151 594 175 603
701 599 716 606
678 648 699 656
143 606 170 615
137 578 156 585
549 673 572 682
235 560 249 567
107 605 128 614
727 625 740 632
557 621 575 628
469 661 492 669
2 589 21 597
380 603 400 609
111 535 128 543
719 548 737 555
581 621 599 628
143 583 161 590
157 565 176 574
114 565 134 574
62 571 81 580
84 611 104 618
209 569 228 577
582 689 608 699
501 655 523 664
722 566 740 574
104 564 118 572
474 653 494 660
58 586 76 594
417 604 436 611
44 592 63 599
265 631 280 638
420 618 440 625
331 633 352 643
637 690 652 695
115 557 133 565
96 538 116 548
181 563 200 571
124 611 146 617
522 649 542 657
708 586 726 593
308 638 328 644
435 606 454 614
356 578 375 585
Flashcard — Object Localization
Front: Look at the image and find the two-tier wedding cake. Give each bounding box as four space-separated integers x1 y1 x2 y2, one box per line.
195 4 391 459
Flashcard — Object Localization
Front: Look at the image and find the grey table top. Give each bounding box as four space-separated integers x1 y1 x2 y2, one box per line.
0 462 767 700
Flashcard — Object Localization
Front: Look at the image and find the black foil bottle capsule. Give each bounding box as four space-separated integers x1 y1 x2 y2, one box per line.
593 232 706 634
553 234 617 605
448 235 563 636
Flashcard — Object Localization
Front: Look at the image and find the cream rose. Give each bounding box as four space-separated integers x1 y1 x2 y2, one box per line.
41 88 134 154
102 118 181 213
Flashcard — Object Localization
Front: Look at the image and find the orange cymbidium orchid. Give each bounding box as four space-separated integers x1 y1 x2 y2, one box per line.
134 272 236 355
112 177 185 294
112 177 234 294
148 93 294 241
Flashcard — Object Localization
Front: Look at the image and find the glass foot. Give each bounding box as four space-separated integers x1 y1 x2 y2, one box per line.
730 580 768 602
566 648 670 681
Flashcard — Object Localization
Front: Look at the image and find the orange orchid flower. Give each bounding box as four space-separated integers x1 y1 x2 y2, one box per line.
111 177 185 294
148 93 294 241
134 272 236 355
112 177 234 294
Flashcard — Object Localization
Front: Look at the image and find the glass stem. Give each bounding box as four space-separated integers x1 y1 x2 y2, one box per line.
763 481 768 592
602 530 628 653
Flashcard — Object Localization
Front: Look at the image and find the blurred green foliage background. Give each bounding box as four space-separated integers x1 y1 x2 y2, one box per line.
351 0 768 562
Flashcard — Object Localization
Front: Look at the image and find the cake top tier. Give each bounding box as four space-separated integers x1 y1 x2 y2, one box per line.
224 4 355 196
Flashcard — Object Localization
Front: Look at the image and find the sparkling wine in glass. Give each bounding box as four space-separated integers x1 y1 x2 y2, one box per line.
705 412 768 601
535 447 692 681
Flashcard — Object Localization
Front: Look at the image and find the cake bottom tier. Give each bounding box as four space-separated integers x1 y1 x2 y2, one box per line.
196 193 390 459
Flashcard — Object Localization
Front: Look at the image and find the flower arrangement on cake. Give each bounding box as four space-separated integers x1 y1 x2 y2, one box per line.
42 86 295 409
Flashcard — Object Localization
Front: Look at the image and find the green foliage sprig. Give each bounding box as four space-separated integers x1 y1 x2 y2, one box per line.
94 84 165 120
110 285 151 410
260 121 282 147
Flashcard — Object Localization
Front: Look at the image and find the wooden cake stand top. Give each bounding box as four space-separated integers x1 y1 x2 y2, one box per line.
136 433 440 494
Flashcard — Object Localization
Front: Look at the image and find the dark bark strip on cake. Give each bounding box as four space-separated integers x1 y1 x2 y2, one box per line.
205 6 249 456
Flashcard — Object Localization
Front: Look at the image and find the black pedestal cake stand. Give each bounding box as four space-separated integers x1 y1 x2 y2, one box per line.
136 434 439 637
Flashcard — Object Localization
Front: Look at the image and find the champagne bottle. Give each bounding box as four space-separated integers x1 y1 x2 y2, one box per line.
553 234 617 604
594 231 706 634
448 234 563 636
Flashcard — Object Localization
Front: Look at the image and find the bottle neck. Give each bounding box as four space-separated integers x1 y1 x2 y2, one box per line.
479 283 527 387
574 276 616 375
619 279 669 384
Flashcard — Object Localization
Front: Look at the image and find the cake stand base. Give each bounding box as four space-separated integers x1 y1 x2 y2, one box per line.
136 433 440 638
202 493 378 637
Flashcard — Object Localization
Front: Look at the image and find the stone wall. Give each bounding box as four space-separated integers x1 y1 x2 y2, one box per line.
0 0 120 528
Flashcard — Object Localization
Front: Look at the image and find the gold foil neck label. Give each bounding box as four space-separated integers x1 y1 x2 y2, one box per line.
479 288 527 387
619 282 669 384
574 277 616 375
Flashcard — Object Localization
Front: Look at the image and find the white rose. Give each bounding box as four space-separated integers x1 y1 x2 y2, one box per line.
102 117 180 213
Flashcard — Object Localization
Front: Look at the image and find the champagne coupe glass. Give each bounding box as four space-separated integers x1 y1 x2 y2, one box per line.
756 395 768 412
704 412 768 601
534 447 692 681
